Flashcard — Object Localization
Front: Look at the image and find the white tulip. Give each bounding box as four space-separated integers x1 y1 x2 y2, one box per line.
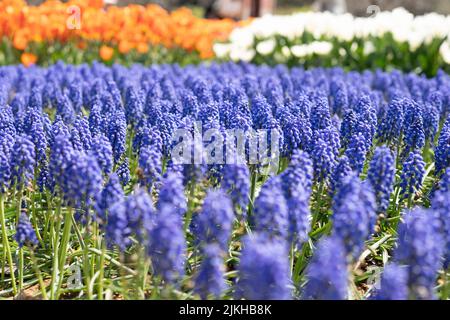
440 41 450 64
218 8 450 63
281 46 291 58
213 43 231 59
310 41 333 55
256 39 276 56
291 45 309 58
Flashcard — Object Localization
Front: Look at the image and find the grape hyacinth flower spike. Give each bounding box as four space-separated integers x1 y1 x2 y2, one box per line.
236 233 291 300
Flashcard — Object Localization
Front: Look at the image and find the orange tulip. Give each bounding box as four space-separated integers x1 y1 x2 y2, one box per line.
20 52 37 67
118 40 132 54
0 1 244 59
99 45 114 61
13 31 28 50
77 41 87 49
136 42 148 54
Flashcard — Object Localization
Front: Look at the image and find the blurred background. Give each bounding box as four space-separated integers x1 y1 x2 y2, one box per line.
25 0 450 18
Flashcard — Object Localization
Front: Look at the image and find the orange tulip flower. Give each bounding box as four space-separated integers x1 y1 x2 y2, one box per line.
0 0 245 59
13 31 28 50
20 52 37 67
136 42 149 54
99 45 114 61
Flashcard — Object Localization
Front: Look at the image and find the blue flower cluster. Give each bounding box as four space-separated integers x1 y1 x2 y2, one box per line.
236 233 291 300
0 62 449 300
15 212 38 248
394 208 445 300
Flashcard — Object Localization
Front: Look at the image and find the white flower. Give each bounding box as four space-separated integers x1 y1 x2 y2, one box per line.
213 43 231 59
219 7 450 64
408 33 423 51
230 48 255 62
310 41 333 55
364 41 375 55
229 28 254 49
440 41 450 64
291 44 309 58
256 39 276 56
281 46 291 58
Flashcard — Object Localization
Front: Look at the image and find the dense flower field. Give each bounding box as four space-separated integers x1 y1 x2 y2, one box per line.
214 8 450 76
0 0 241 66
0 61 449 300
3 0 450 77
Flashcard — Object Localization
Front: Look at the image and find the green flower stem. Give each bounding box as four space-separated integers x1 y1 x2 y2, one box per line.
55 207 74 299
1 245 5 282
31 194 44 247
58 208 73 270
97 239 106 300
407 193 414 209
29 249 48 300
292 241 310 285
0 193 17 295
18 247 24 292
82 225 93 299
42 191 52 247
289 243 295 277
247 166 258 218
90 220 99 280
311 181 325 228
16 187 23 225
136 246 150 299
31 177 43 246
184 183 196 234
49 197 62 299
71 214 86 248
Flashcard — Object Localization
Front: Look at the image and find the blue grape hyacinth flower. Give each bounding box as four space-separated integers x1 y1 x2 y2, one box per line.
367 146 396 213
15 212 39 248
194 244 227 299
302 237 348 300
394 208 445 300
236 233 291 300
147 204 186 285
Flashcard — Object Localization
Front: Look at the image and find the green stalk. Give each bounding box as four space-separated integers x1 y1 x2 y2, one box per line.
90 219 98 280
88 247 137 276
50 197 62 299
136 246 150 299
407 193 414 209
247 167 257 218
97 239 106 300
0 193 17 295
55 207 74 299
83 240 92 299
1 245 5 282
71 214 86 248
29 249 48 300
42 191 52 245
18 247 24 292
30 190 44 246
183 183 196 233
293 242 309 285
311 181 324 228
15 187 23 225
82 217 92 300
289 243 295 277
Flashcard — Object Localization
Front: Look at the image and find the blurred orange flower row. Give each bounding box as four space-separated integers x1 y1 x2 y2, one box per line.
0 0 243 64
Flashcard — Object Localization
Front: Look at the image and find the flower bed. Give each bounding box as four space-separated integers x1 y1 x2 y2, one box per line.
0 62 449 299
0 0 241 66
215 8 450 76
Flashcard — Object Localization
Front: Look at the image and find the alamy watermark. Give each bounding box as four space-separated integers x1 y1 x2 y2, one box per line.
66 5 82 30
170 122 282 176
